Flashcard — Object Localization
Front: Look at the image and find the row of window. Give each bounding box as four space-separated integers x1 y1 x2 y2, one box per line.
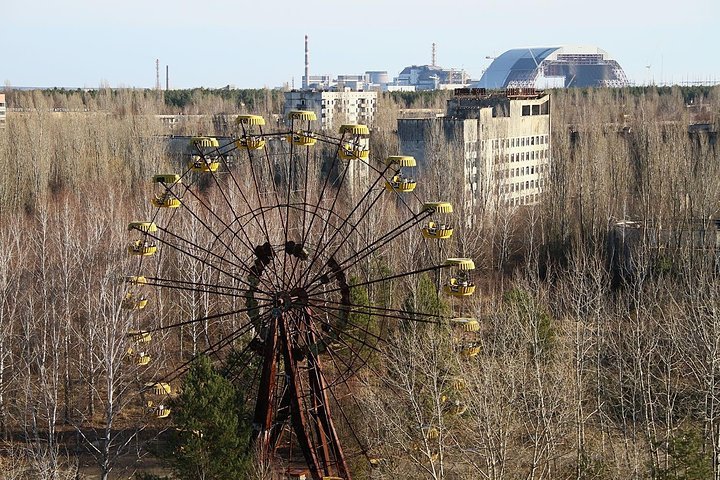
491 134 549 150
502 178 545 194
499 163 549 179
506 194 540 207
521 102 550 116
495 149 549 164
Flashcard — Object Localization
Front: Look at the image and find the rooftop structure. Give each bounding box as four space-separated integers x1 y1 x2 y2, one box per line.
475 46 629 89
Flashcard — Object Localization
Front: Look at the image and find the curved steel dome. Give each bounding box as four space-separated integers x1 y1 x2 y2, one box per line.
475 46 629 89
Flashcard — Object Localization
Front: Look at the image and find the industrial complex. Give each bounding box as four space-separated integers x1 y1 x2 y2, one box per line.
475 45 630 89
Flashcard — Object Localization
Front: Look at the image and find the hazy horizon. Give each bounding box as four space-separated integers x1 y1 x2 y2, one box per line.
3 0 719 89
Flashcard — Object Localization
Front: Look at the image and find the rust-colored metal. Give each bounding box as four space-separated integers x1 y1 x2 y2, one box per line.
279 314 325 479
251 316 279 459
306 314 351 479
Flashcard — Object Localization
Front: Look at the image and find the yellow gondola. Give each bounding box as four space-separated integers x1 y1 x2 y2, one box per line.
128 222 157 233
136 353 151 366
128 239 157 256
385 174 417 192
154 405 171 418
125 276 148 285
128 329 152 344
422 221 453 239
385 155 417 167
151 174 182 207
235 136 266 150
190 136 219 148
122 293 148 310
236 114 266 126
421 201 453 214
339 124 370 135
188 155 220 172
444 277 476 296
450 317 480 332
339 143 370 160
145 382 171 395
288 132 317 146
288 110 317 121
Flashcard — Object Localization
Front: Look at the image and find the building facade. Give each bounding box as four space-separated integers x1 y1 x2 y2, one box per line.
284 90 377 130
398 89 551 215
0 93 6 127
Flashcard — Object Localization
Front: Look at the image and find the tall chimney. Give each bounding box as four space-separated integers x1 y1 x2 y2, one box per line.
303 35 309 89
155 59 161 90
166 65 169 90
431 43 436 67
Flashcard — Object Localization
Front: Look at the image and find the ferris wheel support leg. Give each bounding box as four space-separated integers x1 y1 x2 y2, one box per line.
279 316 324 480
306 324 352 480
251 317 279 462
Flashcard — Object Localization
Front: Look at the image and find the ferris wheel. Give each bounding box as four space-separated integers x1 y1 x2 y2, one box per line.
123 110 476 479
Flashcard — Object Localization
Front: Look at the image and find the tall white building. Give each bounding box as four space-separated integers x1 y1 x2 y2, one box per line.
398 89 551 214
284 90 377 130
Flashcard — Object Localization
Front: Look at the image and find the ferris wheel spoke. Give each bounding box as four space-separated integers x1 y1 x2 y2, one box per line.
143 276 272 299
296 160 394 288
146 300 273 333
308 263 446 298
151 220 280 293
305 210 433 293
310 297 445 324
162 324 259 386
305 309 375 390
294 142 347 261
175 178 261 273
306 304 386 354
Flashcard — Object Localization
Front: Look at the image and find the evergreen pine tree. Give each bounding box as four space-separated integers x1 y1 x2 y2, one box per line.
171 355 250 480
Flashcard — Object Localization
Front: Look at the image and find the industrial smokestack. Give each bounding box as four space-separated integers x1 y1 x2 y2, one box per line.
303 35 309 89
432 43 436 67
155 59 161 90
166 65 169 90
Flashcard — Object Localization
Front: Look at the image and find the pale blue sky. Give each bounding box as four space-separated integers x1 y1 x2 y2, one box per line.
3 0 718 89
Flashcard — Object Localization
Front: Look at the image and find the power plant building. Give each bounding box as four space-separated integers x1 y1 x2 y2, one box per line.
394 64 470 91
398 89 551 217
475 45 629 89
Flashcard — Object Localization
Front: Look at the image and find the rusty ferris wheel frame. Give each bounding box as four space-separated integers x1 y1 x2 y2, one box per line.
126 111 468 479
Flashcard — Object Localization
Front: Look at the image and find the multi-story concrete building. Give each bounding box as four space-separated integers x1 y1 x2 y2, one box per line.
398 88 551 215
0 93 6 127
283 90 377 130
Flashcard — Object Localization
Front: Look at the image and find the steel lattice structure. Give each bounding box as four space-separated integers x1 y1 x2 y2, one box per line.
124 111 475 479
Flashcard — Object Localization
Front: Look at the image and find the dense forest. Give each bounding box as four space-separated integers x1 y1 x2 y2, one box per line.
0 85 719 479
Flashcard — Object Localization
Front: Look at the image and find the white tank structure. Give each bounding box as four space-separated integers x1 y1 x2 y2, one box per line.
475 45 629 89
